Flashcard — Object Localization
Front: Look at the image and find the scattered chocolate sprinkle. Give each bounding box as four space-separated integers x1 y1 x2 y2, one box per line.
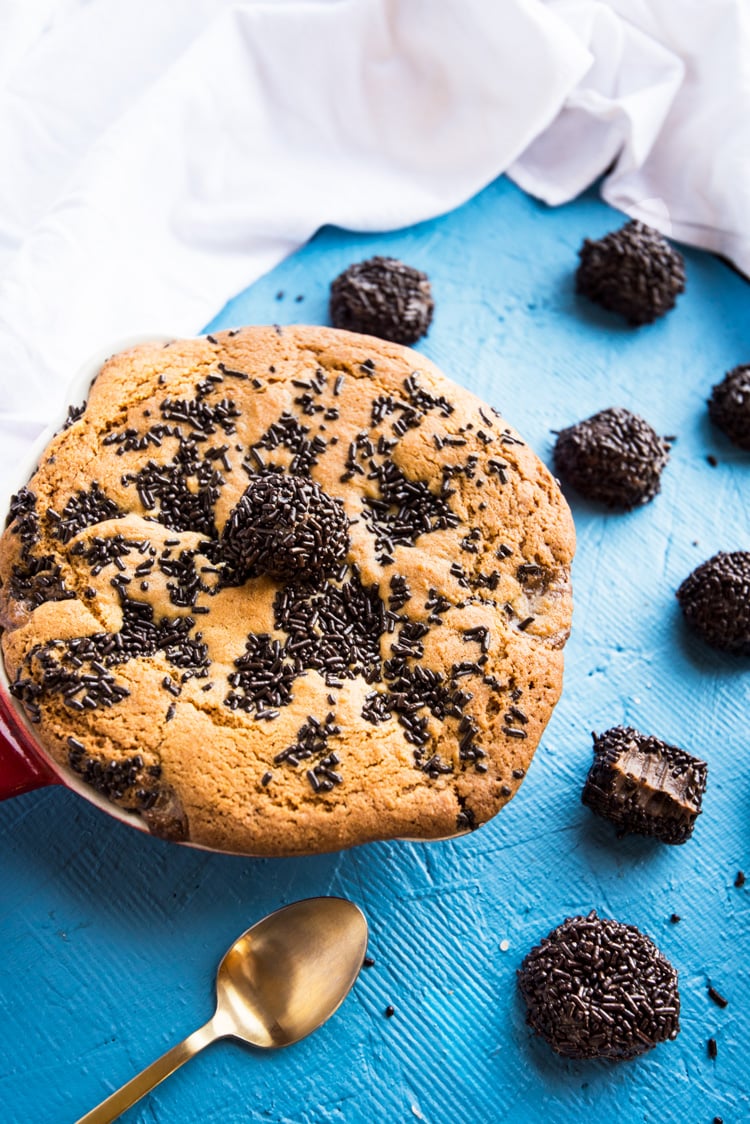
735 870 746 888
330 256 434 344
582 726 707 844
363 956 375 968
670 914 681 924
707 986 728 1009
261 771 273 787
707 1037 718 1060
518 911 680 1059
249 411 325 476
226 633 298 716
217 362 249 381
706 454 718 467
122 438 225 538
554 408 670 509
165 703 176 722
63 401 86 429
576 220 685 325
384 1005 395 1018
49 483 123 544
708 364 750 449
67 745 155 806
358 453 458 564
677 551 750 654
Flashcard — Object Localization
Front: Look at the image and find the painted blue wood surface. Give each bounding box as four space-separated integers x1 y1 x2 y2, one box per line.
1 177 748 1124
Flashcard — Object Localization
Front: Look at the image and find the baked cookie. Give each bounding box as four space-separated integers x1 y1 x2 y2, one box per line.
0 326 574 855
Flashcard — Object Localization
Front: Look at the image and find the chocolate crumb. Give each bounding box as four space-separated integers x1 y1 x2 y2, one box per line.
363 956 375 968
670 913 681 924
735 870 746 888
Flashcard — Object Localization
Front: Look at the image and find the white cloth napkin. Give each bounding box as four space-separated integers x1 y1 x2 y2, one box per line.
0 0 748 484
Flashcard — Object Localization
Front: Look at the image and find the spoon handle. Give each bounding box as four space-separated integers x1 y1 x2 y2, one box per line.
74 1016 222 1124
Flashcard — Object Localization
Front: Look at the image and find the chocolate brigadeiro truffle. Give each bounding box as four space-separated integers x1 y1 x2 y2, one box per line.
708 364 750 450
576 220 686 326
518 911 680 1060
676 551 750 654
553 407 670 509
330 256 434 345
582 726 708 845
222 469 350 583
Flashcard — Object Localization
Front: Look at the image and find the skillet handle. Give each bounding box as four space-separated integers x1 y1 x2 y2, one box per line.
0 691 58 798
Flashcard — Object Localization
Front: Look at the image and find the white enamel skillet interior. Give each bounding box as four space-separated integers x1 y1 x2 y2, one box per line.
0 332 468 852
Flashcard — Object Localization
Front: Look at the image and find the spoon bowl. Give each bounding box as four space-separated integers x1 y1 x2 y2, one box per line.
216 896 368 1048
77 897 368 1123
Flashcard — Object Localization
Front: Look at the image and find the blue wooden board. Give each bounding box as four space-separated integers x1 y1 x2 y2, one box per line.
1 177 748 1124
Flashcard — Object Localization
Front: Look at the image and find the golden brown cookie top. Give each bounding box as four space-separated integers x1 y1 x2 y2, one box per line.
0 326 574 855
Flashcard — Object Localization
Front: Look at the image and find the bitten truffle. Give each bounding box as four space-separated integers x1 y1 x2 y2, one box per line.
582 726 708 844
576 220 685 325
676 551 750 654
708 364 750 450
330 256 434 344
222 470 350 582
518 911 680 1060
553 407 670 509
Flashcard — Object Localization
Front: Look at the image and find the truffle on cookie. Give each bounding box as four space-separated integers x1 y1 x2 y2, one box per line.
553 407 670 509
708 364 750 450
222 470 350 583
518 911 680 1060
582 726 708 844
676 551 750 654
576 220 686 325
330 256 434 344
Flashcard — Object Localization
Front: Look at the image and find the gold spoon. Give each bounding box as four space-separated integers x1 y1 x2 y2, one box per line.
76 896 368 1124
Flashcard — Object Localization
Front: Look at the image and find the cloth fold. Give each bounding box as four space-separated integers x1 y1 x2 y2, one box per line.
0 0 748 482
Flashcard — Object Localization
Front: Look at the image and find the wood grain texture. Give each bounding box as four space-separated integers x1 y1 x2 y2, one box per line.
1 176 748 1123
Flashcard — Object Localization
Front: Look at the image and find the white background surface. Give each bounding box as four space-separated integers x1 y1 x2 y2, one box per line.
1 0 748 483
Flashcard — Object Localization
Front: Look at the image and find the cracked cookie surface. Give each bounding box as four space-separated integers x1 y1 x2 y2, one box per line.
0 326 574 855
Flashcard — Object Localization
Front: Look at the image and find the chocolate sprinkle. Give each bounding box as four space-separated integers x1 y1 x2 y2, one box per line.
582 726 708 845
49 483 123 544
708 364 750 449
330 256 434 345
707 986 728 1009
518 911 680 1060
576 220 685 325
554 407 670 509
707 1037 718 1060
676 551 750 654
